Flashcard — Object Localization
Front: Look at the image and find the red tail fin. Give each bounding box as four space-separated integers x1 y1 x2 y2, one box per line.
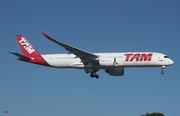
15 35 49 66
16 35 40 57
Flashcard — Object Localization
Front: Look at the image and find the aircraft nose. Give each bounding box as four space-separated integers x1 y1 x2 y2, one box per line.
170 59 174 65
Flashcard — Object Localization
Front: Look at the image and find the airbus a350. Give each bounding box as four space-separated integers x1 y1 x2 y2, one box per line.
10 32 174 79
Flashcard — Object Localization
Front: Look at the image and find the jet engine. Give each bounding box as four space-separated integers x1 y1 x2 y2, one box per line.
105 68 124 76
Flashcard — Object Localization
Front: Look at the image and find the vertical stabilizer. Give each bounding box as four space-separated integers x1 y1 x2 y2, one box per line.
15 35 48 66
16 35 40 57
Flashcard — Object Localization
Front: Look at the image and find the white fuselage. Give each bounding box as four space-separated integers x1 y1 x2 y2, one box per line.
41 52 174 69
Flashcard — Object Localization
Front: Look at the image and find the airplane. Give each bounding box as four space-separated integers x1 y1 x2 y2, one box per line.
10 32 174 79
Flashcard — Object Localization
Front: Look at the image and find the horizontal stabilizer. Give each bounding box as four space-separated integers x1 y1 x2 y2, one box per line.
9 51 31 61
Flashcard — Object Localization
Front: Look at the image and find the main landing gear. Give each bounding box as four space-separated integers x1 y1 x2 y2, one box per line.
85 69 99 79
160 66 165 74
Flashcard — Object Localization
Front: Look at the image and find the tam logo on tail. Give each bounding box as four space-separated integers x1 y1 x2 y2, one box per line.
19 37 35 54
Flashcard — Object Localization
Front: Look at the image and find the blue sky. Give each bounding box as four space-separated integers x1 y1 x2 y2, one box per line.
1 0 180 116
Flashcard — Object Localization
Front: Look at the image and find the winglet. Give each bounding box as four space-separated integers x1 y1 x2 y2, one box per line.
42 32 50 38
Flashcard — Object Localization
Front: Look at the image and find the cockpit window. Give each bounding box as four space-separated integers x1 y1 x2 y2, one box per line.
164 56 169 58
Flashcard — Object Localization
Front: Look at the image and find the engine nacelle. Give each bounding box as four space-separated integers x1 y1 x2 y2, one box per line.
99 58 115 66
105 68 124 76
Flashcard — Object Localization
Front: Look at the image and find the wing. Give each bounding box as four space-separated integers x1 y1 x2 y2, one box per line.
42 32 99 62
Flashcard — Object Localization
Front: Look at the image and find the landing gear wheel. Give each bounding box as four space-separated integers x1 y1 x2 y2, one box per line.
90 73 99 79
88 70 99 78
95 75 99 79
90 73 94 78
85 69 89 73
161 71 164 74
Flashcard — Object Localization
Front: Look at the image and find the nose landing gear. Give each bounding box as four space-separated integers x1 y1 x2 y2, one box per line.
160 66 165 74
